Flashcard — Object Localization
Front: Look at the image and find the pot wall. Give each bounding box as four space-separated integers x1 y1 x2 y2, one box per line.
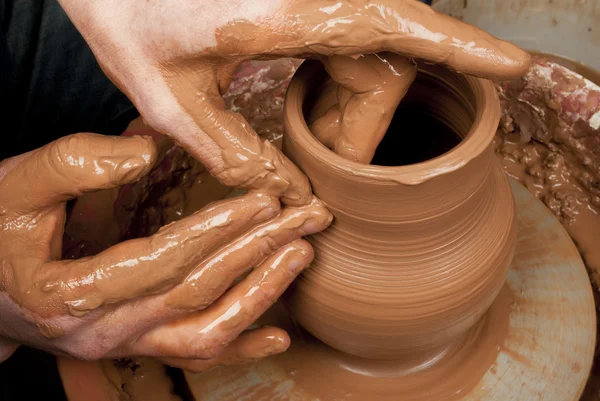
282 61 517 359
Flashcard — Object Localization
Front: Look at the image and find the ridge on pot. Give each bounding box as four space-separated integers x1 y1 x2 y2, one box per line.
282 61 517 361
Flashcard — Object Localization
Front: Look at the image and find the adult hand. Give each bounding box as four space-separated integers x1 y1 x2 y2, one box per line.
0 133 331 370
309 53 417 164
57 0 530 206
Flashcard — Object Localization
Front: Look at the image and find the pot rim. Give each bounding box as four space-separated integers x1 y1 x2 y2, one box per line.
284 60 501 185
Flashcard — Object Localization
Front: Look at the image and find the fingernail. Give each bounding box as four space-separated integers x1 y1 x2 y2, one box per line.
300 213 333 235
263 344 287 356
285 246 312 274
300 218 321 235
288 258 307 274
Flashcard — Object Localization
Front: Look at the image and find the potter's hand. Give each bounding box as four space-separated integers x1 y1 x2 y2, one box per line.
0 133 331 368
56 0 530 205
309 53 417 163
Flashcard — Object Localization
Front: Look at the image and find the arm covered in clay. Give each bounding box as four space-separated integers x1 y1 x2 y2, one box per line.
55 0 531 204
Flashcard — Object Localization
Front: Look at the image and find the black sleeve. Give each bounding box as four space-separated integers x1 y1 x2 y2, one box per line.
1 0 138 160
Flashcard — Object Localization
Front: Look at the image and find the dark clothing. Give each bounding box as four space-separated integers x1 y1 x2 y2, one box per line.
0 0 137 160
1 1 135 400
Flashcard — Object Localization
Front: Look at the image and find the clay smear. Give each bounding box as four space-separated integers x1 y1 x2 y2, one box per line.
186 287 512 401
309 53 416 163
494 53 600 303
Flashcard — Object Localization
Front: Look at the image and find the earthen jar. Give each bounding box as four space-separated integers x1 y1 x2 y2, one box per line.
282 61 517 360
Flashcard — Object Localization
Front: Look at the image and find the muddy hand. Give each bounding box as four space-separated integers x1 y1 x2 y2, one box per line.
310 53 417 163
57 0 530 205
0 133 331 364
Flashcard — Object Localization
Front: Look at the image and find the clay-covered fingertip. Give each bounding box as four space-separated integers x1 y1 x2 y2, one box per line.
498 42 532 79
247 193 282 222
507 53 532 79
262 328 291 356
285 239 314 274
121 134 159 177
136 134 159 166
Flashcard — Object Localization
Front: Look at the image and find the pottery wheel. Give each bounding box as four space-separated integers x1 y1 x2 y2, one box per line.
184 178 596 401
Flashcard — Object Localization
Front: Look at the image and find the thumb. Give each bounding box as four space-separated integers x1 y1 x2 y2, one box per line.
0 133 157 215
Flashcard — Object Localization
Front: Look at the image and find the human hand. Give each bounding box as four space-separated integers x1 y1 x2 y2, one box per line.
57 0 530 205
0 133 331 370
308 53 417 163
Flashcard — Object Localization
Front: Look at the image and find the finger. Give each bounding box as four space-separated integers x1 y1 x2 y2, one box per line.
38 192 281 316
307 79 341 124
309 105 340 148
310 54 416 163
130 239 313 359
0 133 157 215
241 1 530 80
161 326 290 372
164 195 332 309
160 64 312 207
335 53 416 163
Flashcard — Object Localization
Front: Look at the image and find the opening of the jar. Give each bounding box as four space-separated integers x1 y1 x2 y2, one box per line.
304 65 477 167
287 61 497 185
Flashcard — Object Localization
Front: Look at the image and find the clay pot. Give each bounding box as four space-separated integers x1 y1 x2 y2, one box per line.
282 61 517 360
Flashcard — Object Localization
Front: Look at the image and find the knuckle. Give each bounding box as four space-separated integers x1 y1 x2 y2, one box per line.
62 331 113 360
204 342 227 360
252 286 276 310
188 336 226 360
262 234 282 254
52 134 89 166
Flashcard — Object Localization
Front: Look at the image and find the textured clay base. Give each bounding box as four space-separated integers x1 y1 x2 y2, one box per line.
185 179 595 401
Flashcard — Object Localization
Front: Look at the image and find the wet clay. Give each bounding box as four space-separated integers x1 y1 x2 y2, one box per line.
173 179 596 401
495 135 600 286
60 358 182 401
494 54 600 400
529 51 600 87
282 60 517 359
60 54 596 400
308 53 416 163
494 53 600 302
186 288 512 401
107 359 182 401
280 286 511 401
157 0 530 206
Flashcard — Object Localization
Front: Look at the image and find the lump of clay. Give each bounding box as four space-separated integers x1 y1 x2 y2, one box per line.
496 56 600 209
493 56 600 400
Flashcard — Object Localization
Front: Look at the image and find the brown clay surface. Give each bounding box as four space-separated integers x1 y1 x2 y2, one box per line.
184 179 595 401
282 61 516 359
154 0 530 206
186 287 512 401
494 52 600 401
